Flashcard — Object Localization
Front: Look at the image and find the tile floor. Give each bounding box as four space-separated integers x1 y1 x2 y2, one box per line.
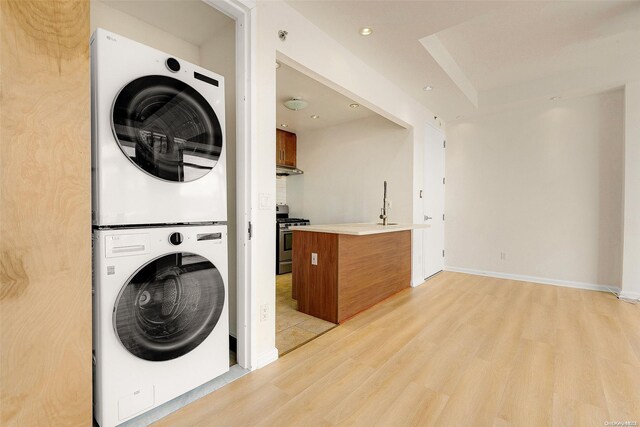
276 273 336 355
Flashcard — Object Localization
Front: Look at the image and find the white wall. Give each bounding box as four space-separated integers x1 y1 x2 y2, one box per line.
200 22 238 337
91 1 201 64
445 89 625 288
276 176 287 205
621 81 640 299
287 116 412 225
91 1 239 333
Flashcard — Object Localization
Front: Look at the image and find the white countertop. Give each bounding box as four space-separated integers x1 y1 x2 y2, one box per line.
289 223 430 236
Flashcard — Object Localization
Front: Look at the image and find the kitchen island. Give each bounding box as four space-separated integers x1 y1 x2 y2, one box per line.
289 223 427 323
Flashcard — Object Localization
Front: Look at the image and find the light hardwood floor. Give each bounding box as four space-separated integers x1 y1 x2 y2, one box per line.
156 272 640 426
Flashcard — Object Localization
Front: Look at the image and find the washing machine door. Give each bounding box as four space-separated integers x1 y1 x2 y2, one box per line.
112 75 223 182
113 252 225 361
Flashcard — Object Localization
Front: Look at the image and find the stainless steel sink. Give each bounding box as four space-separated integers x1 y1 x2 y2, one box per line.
377 222 398 226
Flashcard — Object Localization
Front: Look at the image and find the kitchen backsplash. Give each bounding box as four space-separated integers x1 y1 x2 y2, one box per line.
276 176 287 205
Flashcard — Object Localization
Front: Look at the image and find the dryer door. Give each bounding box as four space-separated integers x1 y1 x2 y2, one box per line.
113 252 225 361
112 75 223 182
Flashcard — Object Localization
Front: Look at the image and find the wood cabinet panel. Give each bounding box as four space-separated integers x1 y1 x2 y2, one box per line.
282 132 296 167
276 129 297 168
338 231 412 322
292 231 338 323
292 230 411 324
0 1 92 425
276 128 285 164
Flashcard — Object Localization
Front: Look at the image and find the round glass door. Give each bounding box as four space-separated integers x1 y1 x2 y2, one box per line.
113 252 225 361
112 75 223 182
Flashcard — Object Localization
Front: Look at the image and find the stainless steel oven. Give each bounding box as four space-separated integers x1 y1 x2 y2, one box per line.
278 225 293 273
276 205 309 275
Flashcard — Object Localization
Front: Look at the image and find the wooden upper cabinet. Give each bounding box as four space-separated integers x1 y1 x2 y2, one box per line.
276 129 297 168
276 129 285 164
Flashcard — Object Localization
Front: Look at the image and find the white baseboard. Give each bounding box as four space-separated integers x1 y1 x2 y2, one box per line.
256 347 279 369
618 290 640 301
444 266 617 293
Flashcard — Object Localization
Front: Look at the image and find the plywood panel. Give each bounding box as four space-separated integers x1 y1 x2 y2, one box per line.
338 231 411 322
292 231 338 323
0 0 92 425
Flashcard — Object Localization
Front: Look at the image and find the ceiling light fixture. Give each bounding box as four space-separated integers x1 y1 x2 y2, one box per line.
280 124 288 128
283 98 309 111
423 85 433 91
359 27 373 36
349 103 360 108
310 115 319 119
550 96 561 101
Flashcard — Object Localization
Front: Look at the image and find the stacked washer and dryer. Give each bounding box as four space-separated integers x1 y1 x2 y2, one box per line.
91 29 229 427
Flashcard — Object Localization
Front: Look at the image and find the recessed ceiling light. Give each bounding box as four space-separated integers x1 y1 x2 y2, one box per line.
280 124 288 128
423 85 433 91
310 115 320 119
349 103 360 108
550 96 561 101
275 61 281 69
359 27 373 36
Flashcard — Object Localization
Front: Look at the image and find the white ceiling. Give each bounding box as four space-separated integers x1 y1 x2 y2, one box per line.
102 0 234 46
276 62 377 133
286 0 640 122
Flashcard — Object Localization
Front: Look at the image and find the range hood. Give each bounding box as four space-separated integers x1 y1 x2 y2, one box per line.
276 165 304 176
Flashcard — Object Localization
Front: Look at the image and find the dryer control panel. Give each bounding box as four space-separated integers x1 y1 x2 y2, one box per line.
105 233 150 258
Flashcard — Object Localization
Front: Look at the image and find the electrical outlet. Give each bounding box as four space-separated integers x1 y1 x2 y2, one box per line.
260 304 268 322
311 253 318 265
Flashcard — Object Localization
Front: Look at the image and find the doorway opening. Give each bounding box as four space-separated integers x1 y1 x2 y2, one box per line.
90 0 253 370
273 60 409 355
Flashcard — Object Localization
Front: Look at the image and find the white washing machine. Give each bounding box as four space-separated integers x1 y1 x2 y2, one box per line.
93 224 229 427
91 28 227 226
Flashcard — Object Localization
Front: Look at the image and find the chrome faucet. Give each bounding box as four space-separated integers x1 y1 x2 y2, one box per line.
379 181 389 225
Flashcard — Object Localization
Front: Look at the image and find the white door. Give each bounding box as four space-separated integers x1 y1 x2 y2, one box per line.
422 124 445 280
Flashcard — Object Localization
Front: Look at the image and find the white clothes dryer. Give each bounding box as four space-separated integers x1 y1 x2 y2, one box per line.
91 28 227 226
93 224 229 427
